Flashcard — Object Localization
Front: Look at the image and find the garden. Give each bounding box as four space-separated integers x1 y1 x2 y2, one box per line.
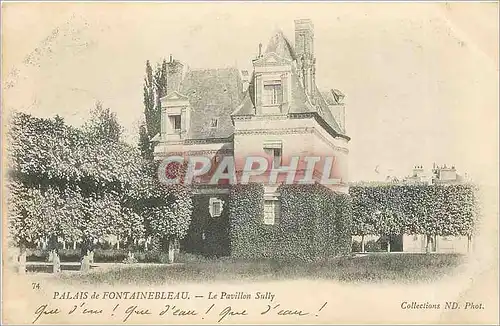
6 98 479 280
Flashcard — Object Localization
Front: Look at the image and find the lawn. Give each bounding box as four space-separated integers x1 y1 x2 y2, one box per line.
55 253 466 285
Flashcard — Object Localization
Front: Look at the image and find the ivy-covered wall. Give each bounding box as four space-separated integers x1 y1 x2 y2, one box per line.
184 183 477 259
229 183 352 261
181 194 230 257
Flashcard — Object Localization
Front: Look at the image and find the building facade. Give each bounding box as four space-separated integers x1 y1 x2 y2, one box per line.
404 164 467 185
153 19 350 256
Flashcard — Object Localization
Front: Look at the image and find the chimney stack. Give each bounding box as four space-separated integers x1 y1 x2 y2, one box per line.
166 56 184 95
294 19 315 97
241 70 250 91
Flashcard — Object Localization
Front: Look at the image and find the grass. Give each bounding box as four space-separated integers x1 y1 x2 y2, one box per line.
55 253 466 285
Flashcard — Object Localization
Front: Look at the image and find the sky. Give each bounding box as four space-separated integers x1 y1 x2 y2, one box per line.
2 2 498 183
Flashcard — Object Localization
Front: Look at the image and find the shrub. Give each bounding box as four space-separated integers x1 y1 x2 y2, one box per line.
26 248 48 262
26 247 173 263
93 249 128 263
365 240 383 252
175 252 209 264
351 240 361 252
135 251 160 263
27 248 82 262
123 255 138 264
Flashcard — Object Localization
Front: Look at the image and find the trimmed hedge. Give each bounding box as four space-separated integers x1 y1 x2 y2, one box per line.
230 183 352 261
349 184 478 238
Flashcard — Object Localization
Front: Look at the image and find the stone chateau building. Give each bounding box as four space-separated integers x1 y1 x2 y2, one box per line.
152 19 350 256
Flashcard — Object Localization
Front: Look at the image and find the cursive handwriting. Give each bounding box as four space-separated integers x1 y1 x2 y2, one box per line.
261 303 310 316
218 306 248 323
32 301 323 324
159 304 198 317
68 302 103 315
32 304 61 324
122 305 152 323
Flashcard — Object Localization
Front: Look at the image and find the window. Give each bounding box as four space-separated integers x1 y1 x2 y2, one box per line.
264 147 282 168
263 81 283 105
210 118 218 128
209 197 224 217
170 115 181 131
264 141 283 168
263 200 280 225
173 239 180 250
212 201 222 216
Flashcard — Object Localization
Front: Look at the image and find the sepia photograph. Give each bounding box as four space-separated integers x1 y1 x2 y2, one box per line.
1 1 499 325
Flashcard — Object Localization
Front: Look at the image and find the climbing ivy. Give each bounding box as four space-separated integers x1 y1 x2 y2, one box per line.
230 183 351 261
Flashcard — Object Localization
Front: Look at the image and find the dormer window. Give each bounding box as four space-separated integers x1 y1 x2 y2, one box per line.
160 92 190 141
170 115 181 131
210 118 218 128
263 80 283 105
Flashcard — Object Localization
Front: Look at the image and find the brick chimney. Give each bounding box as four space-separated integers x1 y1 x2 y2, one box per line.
295 19 315 97
240 70 250 91
166 54 184 94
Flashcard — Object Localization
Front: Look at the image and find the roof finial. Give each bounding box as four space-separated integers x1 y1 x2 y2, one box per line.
169 54 173 63
258 43 262 58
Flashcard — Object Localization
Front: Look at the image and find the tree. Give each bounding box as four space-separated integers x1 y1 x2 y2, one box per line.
138 123 151 160
374 210 402 252
7 181 82 273
154 59 168 115
7 111 146 270
126 160 192 263
7 112 86 273
350 187 376 252
377 185 405 252
117 207 146 256
350 184 479 253
75 112 146 268
139 58 170 160
135 58 194 262
8 102 193 270
139 60 157 159
7 112 86 187
83 101 122 143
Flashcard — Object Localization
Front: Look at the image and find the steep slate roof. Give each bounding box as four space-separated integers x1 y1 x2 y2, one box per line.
321 91 337 105
314 87 343 133
265 30 297 61
232 31 348 139
178 30 348 141
321 89 345 105
180 67 243 140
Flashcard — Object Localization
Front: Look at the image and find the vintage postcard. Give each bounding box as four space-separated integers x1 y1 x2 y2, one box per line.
1 1 499 325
